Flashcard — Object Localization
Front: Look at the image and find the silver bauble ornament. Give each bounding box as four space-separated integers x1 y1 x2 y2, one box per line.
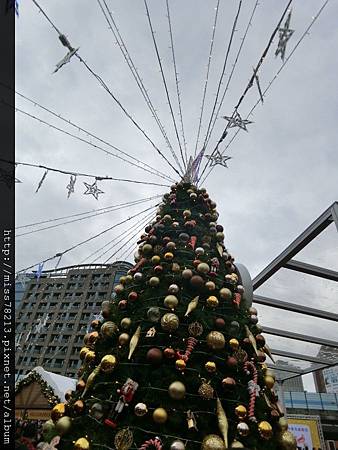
147 306 161 322
134 272 143 281
134 402 148 416
168 284 179 294
170 440 185 450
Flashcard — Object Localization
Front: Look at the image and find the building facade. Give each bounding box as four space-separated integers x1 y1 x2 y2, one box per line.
15 261 133 380
15 273 35 312
314 346 338 394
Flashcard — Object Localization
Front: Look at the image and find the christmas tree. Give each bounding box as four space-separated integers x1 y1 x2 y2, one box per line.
44 181 296 450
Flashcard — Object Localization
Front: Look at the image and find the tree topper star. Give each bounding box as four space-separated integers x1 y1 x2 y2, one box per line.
83 179 104 200
205 150 231 168
222 110 253 132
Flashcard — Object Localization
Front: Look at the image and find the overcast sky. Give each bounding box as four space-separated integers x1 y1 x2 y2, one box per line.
15 0 338 390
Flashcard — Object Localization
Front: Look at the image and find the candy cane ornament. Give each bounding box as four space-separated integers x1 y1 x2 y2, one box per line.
139 437 163 450
244 360 260 422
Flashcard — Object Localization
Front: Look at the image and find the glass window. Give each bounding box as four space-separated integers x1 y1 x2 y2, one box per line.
283 392 292 408
290 392 307 409
321 393 338 411
305 393 323 410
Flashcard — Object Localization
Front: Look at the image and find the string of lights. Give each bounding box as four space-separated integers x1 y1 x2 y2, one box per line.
143 0 186 173
97 0 180 170
3 157 170 189
193 0 221 158
200 0 329 185
16 197 157 238
7 102 175 183
204 0 260 150
31 0 182 179
7 84 173 182
197 0 293 183
165 0 188 165
16 203 158 275
201 0 243 154
16 195 161 229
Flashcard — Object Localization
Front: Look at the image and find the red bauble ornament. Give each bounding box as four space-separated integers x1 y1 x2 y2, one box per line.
154 265 163 274
146 348 163 364
128 291 138 302
255 334 266 348
190 275 204 290
118 300 128 309
164 348 176 359
222 377 236 388
227 356 238 368
193 259 201 267
215 318 226 329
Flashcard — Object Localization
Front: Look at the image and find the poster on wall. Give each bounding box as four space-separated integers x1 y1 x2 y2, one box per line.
287 415 324 450
323 365 338 393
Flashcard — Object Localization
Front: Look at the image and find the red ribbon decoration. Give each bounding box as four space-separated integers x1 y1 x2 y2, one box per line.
176 337 198 362
243 360 259 422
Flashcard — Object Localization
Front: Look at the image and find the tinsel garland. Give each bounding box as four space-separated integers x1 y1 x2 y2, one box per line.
15 370 60 406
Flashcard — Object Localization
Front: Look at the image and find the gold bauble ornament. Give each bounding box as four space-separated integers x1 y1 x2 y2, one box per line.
230 440 245 448
201 434 226 450
237 422 250 436
51 403 66 422
229 338 239 350
153 407 168 423
205 361 217 373
118 333 130 345
172 262 181 273
119 276 127 285
168 381 186 400
114 284 124 294
161 313 179 332
219 287 232 300
125 274 133 284
205 281 216 291
152 255 161 264
74 438 90 450
164 295 179 309
197 262 210 274
120 317 132 329
100 354 117 373
101 321 118 337
277 417 289 432
235 405 247 420
84 350 95 364
277 431 297 450
114 427 134 450
175 359 186 371
206 295 219 308
164 252 174 260
198 380 214 399
258 421 273 439
206 331 225 350
79 347 89 360
265 368 276 380
265 375 275 389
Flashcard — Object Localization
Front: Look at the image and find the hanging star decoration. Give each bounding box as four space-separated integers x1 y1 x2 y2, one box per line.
222 110 253 132
205 150 231 168
275 9 294 61
83 179 104 200
66 175 76 198
254 69 264 104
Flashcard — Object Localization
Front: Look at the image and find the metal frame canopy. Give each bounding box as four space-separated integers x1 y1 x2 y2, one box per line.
252 202 338 381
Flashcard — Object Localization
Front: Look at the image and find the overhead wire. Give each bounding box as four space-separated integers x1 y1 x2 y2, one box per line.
102 211 154 263
165 0 188 165
200 0 243 154
16 197 158 237
204 0 260 150
6 84 174 182
201 0 329 185
8 103 174 183
16 203 158 275
198 0 293 183
143 0 186 173
30 0 182 180
96 0 179 170
1 157 170 187
193 0 221 158
16 195 161 229
81 208 154 263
